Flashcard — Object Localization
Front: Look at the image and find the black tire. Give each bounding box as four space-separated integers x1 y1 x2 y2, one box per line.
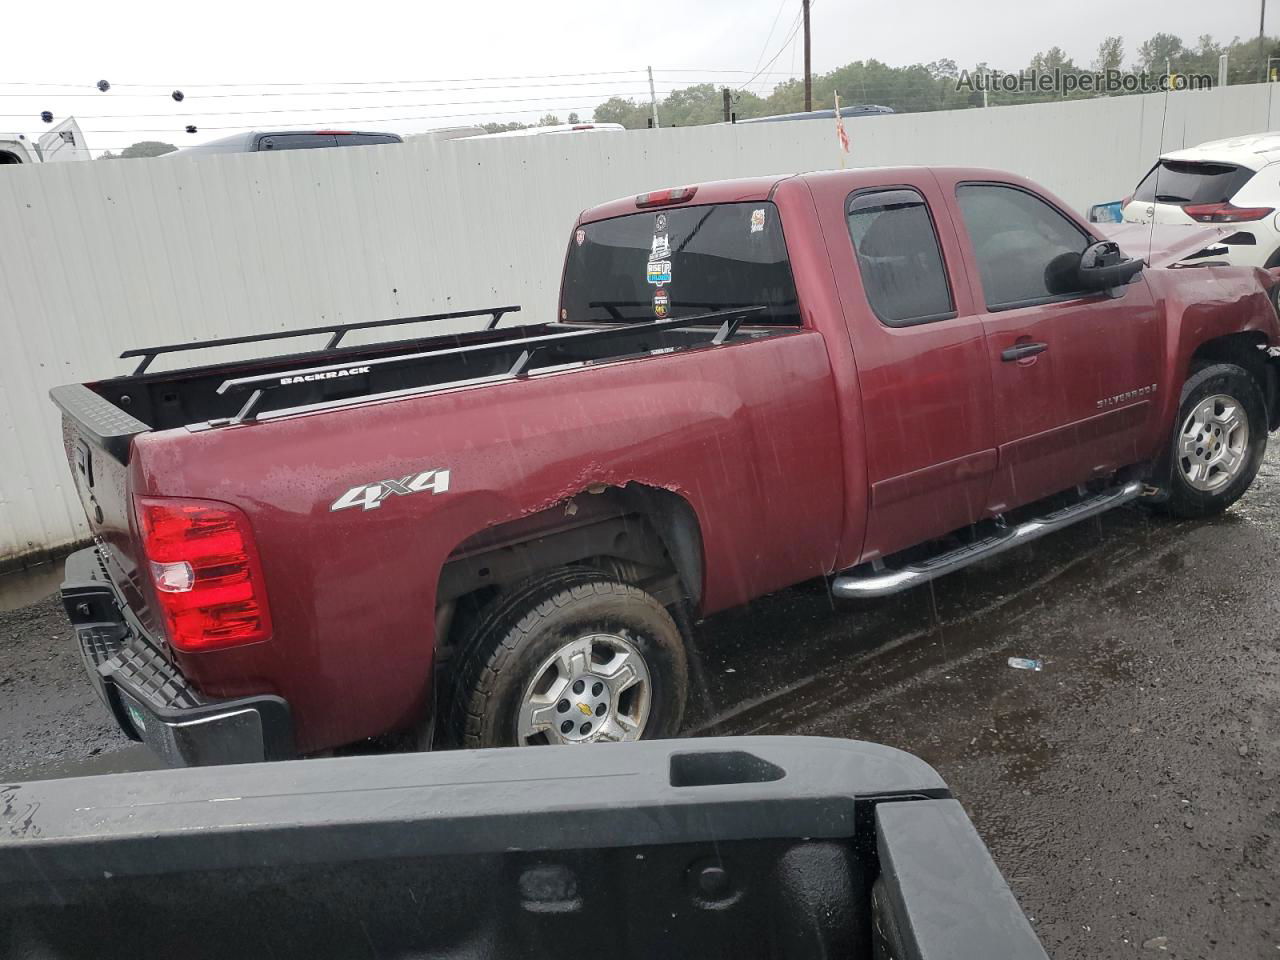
1161 362 1268 518
446 567 688 749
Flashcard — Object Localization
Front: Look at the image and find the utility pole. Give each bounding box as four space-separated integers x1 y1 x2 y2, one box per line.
647 66 660 129
802 0 812 112
1220 52 1230 87
1261 0 1268 82
722 87 732 123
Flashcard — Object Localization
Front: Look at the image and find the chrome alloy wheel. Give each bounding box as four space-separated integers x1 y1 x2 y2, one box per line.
516 633 652 745
1178 393 1249 492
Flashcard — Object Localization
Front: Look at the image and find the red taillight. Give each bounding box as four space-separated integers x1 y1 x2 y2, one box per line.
136 497 273 653
1183 201 1275 223
636 185 698 208
571 124 594 131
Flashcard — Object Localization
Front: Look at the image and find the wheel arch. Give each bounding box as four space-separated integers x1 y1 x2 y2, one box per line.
433 484 705 651
1188 331 1279 429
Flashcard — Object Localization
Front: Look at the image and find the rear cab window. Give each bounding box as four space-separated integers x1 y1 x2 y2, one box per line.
560 202 800 326
1132 160 1255 205
846 188 955 326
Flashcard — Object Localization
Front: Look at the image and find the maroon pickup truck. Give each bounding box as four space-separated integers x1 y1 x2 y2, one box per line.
54 166 1280 765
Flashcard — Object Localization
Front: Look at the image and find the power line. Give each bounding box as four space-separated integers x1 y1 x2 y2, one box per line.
751 0 792 79
0 80 755 100
0 70 649 90
737 7 808 92
71 103 664 134
0 91 692 121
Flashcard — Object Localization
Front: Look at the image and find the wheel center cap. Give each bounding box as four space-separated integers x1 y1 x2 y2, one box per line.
557 673 610 741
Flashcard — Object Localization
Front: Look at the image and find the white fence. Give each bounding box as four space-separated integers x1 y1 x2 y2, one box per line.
2 83 1280 566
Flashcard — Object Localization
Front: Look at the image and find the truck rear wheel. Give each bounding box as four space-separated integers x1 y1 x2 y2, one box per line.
1161 362 1267 518
446 568 688 749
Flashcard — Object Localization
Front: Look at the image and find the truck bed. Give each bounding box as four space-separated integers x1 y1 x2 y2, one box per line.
52 304 785 460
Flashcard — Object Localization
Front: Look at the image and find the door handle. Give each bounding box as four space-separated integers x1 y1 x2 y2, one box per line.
1001 341 1048 362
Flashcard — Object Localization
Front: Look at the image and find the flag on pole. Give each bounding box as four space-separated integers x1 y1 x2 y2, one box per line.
834 92 850 166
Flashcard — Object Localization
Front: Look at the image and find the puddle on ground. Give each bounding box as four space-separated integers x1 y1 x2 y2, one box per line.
2 744 162 784
0 563 64 613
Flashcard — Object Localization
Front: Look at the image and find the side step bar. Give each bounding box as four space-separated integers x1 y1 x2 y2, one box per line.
831 480 1144 599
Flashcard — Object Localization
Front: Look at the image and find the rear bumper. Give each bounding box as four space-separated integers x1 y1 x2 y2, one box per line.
61 546 294 766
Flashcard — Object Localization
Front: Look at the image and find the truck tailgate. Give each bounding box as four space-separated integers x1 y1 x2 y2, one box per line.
50 383 154 622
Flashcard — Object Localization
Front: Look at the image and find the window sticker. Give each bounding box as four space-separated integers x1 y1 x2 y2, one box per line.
653 289 669 318
647 260 672 286
750 208 766 233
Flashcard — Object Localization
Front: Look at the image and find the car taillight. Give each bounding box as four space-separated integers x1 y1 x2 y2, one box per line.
136 497 273 652
636 185 697 208
1183 201 1275 223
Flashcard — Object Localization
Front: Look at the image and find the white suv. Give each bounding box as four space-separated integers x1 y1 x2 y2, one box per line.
1121 132 1280 268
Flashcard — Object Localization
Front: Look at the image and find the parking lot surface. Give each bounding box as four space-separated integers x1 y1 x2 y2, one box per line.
2 453 1278 959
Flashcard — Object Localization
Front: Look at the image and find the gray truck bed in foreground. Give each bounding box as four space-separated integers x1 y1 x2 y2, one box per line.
0 736 1047 959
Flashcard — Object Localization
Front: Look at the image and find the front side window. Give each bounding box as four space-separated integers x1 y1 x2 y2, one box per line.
956 183 1091 310
846 188 954 326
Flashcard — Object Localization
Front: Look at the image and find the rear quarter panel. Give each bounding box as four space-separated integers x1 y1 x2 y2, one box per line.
131 332 843 752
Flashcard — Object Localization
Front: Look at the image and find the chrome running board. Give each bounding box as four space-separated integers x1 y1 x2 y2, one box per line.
831 480 1144 599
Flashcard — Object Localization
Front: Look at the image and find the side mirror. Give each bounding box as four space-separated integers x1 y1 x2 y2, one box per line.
1078 240 1143 298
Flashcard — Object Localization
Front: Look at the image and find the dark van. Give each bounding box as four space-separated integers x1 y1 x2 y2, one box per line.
168 129 402 156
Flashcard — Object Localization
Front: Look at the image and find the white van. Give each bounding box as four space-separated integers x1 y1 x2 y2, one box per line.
1 118 91 165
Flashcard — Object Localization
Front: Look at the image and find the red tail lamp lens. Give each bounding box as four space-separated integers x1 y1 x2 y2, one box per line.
136 497 273 652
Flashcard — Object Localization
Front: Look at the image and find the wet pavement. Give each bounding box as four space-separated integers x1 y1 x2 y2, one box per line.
2 457 1278 959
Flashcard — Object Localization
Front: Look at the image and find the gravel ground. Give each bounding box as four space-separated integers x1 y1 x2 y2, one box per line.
1 452 1278 957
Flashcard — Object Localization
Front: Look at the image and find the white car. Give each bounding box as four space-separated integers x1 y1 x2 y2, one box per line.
1121 132 1280 268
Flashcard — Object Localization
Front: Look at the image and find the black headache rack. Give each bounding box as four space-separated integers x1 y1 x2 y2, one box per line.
0 736 1049 960
51 304 773 457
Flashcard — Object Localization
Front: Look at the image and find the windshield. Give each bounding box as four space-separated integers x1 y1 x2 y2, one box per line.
1131 159 1255 204
560 202 801 325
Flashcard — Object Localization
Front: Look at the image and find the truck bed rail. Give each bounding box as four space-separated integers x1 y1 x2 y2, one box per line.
121 305 522 375
214 305 764 424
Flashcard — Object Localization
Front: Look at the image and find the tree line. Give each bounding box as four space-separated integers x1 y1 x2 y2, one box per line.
586 31 1280 130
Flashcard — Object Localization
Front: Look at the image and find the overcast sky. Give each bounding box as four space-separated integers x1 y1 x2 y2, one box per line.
1 0 1266 152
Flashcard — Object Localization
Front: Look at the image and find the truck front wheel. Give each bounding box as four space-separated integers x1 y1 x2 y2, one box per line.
1160 362 1268 518
446 568 688 749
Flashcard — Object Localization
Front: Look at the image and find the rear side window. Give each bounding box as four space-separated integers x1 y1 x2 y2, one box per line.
561 202 800 326
846 188 954 326
956 184 1090 310
1132 160 1255 205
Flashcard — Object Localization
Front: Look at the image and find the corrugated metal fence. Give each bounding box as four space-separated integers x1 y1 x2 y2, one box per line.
2 84 1279 566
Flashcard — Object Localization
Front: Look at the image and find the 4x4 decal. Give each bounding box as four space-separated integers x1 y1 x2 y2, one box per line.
330 469 451 512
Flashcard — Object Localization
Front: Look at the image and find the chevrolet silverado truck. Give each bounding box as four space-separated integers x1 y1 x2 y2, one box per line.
54 166 1280 765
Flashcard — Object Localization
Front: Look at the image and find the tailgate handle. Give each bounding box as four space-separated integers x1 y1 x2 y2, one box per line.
1001 341 1048 362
